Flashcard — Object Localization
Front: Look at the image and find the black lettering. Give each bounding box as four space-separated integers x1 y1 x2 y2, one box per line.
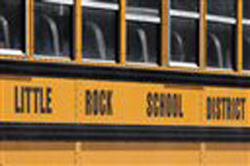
147 92 183 118
46 88 52 113
33 88 40 113
85 90 114 116
147 93 154 117
207 97 212 120
107 91 113 115
241 98 246 120
14 86 53 115
93 90 98 115
15 86 22 113
207 97 246 121
160 94 165 117
86 90 92 115
26 87 31 114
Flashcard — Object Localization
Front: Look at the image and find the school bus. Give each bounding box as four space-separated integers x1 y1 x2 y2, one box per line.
0 0 250 165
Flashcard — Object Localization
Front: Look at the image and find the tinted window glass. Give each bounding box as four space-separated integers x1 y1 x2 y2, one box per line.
207 0 236 17
82 8 118 60
207 22 235 68
0 0 25 51
169 0 199 65
171 0 199 12
206 0 236 69
35 0 73 57
126 0 161 64
126 0 160 9
127 22 160 63
82 0 118 61
170 17 199 64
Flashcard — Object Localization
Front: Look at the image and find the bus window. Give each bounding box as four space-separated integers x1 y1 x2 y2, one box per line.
0 0 25 55
126 0 161 64
243 0 250 70
170 0 199 67
82 0 119 61
207 0 236 69
34 0 73 58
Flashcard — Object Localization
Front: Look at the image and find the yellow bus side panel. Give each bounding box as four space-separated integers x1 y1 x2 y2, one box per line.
204 143 248 166
79 142 200 166
0 77 248 127
0 141 75 166
0 78 75 123
1 142 250 166
76 80 201 126
202 87 248 127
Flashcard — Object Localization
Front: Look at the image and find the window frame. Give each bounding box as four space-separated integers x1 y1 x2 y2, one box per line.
206 0 237 71
242 0 250 71
33 0 74 60
0 0 28 57
125 0 162 66
81 0 119 63
168 0 200 68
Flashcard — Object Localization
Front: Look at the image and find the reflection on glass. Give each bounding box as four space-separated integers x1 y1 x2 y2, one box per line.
170 17 198 64
0 0 24 51
171 0 199 12
127 22 160 63
35 0 73 57
82 8 118 61
207 0 236 17
207 22 235 69
126 0 160 18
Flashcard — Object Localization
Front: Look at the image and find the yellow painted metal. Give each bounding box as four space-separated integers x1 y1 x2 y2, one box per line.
75 80 250 127
238 0 243 73
79 142 200 166
30 0 72 62
0 0 250 165
200 0 207 69
26 0 33 60
0 141 250 166
161 0 169 66
74 0 83 62
1 78 75 123
204 143 248 166
201 87 248 127
0 141 76 166
29 0 35 61
0 77 248 127
120 0 126 64
76 80 201 126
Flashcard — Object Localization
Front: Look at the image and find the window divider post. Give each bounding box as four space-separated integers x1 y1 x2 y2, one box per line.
199 0 207 70
27 0 34 60
74 0 82 62
162 0 169 66
237 0 243 73
119 0 126 64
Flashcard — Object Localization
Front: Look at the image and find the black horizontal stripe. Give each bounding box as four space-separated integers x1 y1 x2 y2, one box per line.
0 59 249 87
0 122 250 142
